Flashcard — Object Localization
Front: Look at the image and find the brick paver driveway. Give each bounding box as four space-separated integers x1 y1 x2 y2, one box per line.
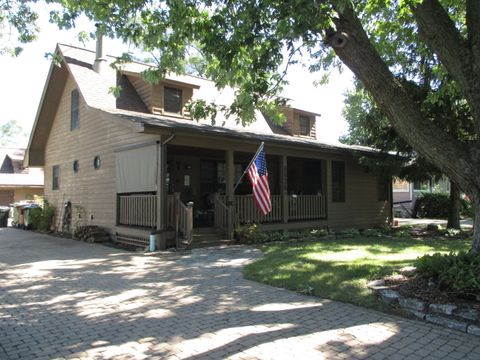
1 228 480 360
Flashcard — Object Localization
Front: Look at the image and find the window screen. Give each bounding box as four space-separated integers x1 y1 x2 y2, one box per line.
332 161 345 202
164 87 182 114
299 116 310 136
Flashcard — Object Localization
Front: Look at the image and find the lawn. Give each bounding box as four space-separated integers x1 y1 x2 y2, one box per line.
243 235 471 312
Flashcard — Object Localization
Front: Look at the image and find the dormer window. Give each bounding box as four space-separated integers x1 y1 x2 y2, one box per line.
71 89 79 130
164 86 182 114
299 115 311 136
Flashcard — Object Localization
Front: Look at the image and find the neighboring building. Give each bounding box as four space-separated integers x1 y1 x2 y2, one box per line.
392 177 450 217
26 40 392 248
0 148 44 206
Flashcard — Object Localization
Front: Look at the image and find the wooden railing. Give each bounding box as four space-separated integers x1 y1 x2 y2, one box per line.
232 194 283 224
118 193 156 228
288 195 326 220
171 193 193 246
220 194 326 225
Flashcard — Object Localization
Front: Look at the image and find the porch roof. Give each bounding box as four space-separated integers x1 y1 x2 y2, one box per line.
103 108 383 157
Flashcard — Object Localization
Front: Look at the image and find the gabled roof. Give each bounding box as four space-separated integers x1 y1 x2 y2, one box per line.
0 148 43 187
27 43 381 165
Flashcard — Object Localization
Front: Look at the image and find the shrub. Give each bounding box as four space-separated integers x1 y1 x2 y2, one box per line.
414 192 473 218
336 228 361 238
416 251 480 298
29 202 56 232
362 228 383 237
235 223 268 244
413 192 449 218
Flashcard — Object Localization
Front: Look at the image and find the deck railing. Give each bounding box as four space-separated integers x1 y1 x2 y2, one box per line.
118 193 193 245
118 192 325 238
118 193 156 228
288 195 326 220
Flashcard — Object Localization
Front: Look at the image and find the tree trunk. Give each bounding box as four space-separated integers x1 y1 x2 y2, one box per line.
471 193 480 255
327 1 480 254
447 180 461 229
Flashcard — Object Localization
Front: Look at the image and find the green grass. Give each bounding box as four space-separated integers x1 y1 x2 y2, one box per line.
243 236 471 312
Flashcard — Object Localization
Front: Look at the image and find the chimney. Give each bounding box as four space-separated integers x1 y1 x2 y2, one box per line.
93 24 107 74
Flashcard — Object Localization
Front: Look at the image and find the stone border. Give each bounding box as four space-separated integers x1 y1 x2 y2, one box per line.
368 279 480 336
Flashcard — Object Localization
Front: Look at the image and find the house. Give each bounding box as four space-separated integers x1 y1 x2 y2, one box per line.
393 177 450 217
26 38 392 248
0 148 44 206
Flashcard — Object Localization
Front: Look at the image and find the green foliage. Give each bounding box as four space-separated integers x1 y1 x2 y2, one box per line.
414 192 450 218
0 0 39 56
235 223 268 244
361 228 382 237
414 192 472 219
29 203 56 232
244 235 470 312
0 119 26 146
416 252 480 298
336 228 361 238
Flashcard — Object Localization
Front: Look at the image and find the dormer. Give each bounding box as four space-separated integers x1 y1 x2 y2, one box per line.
120 71 200 118
280 107 318 139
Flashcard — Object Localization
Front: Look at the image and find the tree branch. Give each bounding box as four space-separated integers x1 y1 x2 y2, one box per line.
412 0 480 137
467 0 480 66
326 1 478 193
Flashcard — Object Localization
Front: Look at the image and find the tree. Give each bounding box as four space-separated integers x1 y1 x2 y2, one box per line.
341 79 473 229
0 0 39 55
0 119 27 146
11 0 480 253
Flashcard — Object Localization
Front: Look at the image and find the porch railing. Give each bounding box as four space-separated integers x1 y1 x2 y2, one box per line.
118 193 193 245
288 195 326 220
219 194 326 225
118 193 156 228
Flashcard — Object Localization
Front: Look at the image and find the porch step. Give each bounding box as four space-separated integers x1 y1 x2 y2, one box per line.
191 228 236 248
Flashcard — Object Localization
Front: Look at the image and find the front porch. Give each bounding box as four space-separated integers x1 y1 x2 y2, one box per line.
114 144 327 248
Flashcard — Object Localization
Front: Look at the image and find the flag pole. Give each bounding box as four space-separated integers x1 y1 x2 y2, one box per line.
233 142 264 193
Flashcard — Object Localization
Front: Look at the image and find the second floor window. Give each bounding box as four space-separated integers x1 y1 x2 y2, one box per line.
71 89 79 130
52 165 60 190
299 115 310 136
164 86 182 114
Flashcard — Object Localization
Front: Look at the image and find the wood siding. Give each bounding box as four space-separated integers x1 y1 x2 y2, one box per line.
326 155 391 229
281 108 317 139
127 75 194 116
44 75 158 233
43 73 390 235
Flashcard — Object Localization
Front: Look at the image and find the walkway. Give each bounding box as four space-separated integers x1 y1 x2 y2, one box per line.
1 228 479 359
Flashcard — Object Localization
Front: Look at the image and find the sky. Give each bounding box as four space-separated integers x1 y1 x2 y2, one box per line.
0 3 353 148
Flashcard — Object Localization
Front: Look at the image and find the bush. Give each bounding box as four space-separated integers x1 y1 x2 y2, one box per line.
235 223 268 244
414 192 473 218
413 193 449 218
416 251 480 298
361 228 383 237
29 202 56 232
336 228 361 238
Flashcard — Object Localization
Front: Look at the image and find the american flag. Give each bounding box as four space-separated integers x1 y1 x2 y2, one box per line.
247 145 272 215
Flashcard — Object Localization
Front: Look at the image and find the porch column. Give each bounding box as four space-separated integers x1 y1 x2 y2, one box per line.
156 140 163 231
280 155 288 223
225 149 235 238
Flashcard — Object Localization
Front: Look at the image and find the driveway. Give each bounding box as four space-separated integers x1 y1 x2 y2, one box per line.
1 228 479 360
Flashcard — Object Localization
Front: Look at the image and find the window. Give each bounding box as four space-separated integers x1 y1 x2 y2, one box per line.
73 160 79 173
164 86 182 114
52 165 60 190
377 176 389 201
93 156 101 170
332 161 345 202
71 89 79 130
299 115 310 136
